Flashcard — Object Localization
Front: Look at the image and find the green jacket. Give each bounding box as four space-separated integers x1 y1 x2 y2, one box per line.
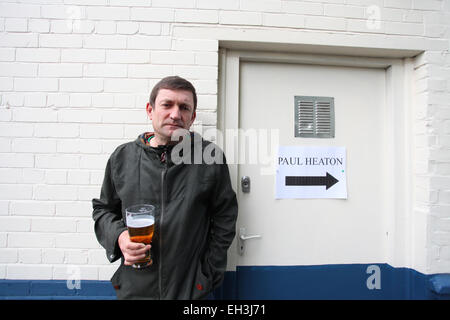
92 132 238 299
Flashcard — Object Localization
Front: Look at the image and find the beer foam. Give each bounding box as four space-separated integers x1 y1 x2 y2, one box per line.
126 216 154 228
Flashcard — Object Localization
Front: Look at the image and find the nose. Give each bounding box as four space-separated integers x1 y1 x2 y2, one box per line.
169 106 181 120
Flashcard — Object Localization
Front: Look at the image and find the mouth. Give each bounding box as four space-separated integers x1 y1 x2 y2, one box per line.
164 123 184 129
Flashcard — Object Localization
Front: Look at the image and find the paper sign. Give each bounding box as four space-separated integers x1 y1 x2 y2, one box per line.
276 146 347 199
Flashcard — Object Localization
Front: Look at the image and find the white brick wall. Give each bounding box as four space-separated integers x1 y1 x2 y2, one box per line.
0 0 449 282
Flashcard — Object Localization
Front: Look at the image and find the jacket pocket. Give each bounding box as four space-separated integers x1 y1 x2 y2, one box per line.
110 264 159 300
191 261 213 300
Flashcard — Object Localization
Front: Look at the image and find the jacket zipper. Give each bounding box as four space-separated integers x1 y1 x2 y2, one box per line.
159 148 168 299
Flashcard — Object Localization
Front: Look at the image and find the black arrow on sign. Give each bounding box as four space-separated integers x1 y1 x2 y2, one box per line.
285 172 339 190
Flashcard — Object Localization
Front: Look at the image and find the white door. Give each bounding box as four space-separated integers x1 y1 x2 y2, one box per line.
230 58 394 299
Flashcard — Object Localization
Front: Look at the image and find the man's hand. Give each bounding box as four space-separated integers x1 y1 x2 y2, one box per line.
118 230 151 266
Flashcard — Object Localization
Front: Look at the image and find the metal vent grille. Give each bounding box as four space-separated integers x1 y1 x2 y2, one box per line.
295 96 335 138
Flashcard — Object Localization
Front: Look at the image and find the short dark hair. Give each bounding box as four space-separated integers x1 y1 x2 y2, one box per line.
149 76 197 111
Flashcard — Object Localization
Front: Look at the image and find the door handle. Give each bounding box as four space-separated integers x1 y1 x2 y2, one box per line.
238 227 261 255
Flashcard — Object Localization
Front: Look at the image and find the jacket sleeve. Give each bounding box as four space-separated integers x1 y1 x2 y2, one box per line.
92 157 127 263
205 156 238 289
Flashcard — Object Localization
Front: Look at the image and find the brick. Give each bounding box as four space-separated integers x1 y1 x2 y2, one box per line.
79 154 109 170
47 93 70 107
324 4 365 18
56 139 102 154
16 48 60 63
151 51 195 65
80 123 124 139
193 80 218 95
0 3 40 18
128 64 173 79
39 63 83 77
18 249 41 264
117 21 139 35
53 265 98 280
91 93 114 107
0 48 15 62
104 79 148 93
88 249 110 265
0 62 38 77
55 233 100 249
282 1 323 15
0 184 33 201
35 123 79 138
12 138 57 153
86 6 129 20
263 13 305 29
42 249 64 264
83 35 127 49
76 218 93 233
45 170 67 185
28 19 50 33
0 168 21 183
60 78 103 93
0 249 18 263
109 0 149 5
385 21 424 35
7 265 53 279
0 33 38 48
106 49 150 63
34 184 78 201
55 201 92 217
127 35 171 50
78 185 101 200
14 78 58 92
153 0 195 8
67 170 90 185
39 34 83 48
413 0 443 10
61 49 105 63
175 9 219 23
196 0 239 10
240 0 282 13
0 78 13 91
58 109 102 123
83 63 127 78
305 16 346 31
10 201 55 216
138 22 161 35
130 7 174 22
403 11 423 23
219 11 262 26
172 39 218 52
32 218 76 233
65 249 88 264
101 109 147 124
0 217 31 232
0 122 34 137
20 168 47 185
35 154 80 169
94 21 116 34
5 18 28 32
90 170 105 185
0 137 11 152
385 0 412 9
0 153 34 168
68 93 91 107
174 65 217 80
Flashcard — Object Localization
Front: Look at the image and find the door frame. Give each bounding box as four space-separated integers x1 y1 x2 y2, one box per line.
218 48 416 274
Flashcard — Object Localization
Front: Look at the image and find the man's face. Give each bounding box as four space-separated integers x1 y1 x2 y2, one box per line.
146 88 196 145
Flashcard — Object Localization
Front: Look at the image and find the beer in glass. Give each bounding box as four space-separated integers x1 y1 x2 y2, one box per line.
125 204 155 269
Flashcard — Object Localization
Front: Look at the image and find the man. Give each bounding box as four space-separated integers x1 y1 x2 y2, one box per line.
92 76 238 299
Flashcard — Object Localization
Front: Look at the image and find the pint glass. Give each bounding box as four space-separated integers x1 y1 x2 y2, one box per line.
125 204 155 269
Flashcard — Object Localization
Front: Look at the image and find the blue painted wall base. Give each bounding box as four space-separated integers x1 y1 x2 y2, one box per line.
1 264 449 300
